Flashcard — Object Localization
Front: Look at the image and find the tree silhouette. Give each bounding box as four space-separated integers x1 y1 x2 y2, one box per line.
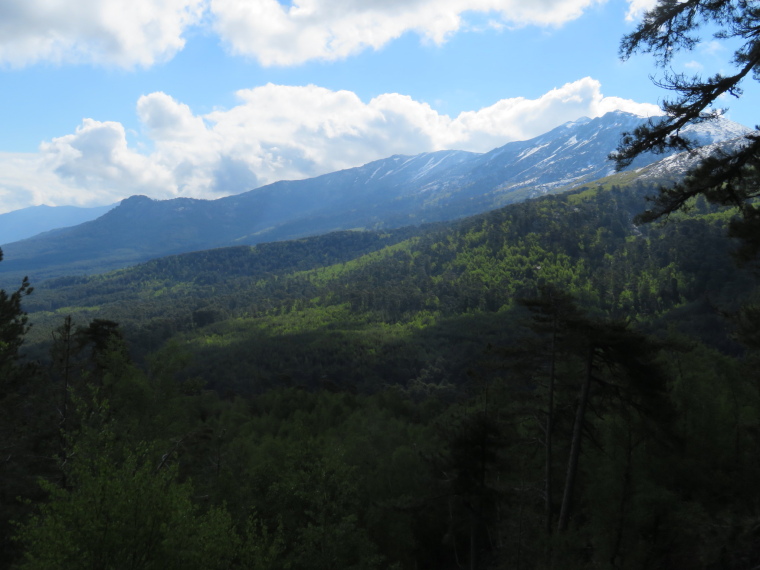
612 0 760 257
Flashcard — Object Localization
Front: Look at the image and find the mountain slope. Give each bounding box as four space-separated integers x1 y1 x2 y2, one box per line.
20 177 751 374
11 171 760 570
0 203 115 246
0 111 750 284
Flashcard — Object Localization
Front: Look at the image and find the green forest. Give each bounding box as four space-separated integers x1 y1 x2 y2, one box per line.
3 172 760 569
3 3 760 567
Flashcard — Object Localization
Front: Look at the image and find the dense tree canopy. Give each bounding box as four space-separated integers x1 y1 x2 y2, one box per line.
2 176 760 568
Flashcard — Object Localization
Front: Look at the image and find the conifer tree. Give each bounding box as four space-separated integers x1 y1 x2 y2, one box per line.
519 286 584 536
613 0 760 256
0 248 41 568
0 248 33 375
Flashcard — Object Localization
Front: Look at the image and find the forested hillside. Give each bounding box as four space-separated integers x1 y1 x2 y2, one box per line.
0 110 746 288
3 175 760 569
3 0 759 567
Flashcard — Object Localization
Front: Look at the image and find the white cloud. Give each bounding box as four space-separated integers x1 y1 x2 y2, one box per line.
0 151 118 214
0 79 660 213
0 0 660 70
0 0 204 68
40 119 175 195
210 0 605 66
624 0 657 22
451 77 661 150
0 0 663 70
0 0 649 69
700 40 725 56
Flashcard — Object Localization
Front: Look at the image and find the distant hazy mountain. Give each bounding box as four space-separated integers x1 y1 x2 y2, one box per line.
0 203 115 246
0 111 751 284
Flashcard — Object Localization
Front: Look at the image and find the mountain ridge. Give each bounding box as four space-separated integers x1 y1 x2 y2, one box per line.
0 203 116 246
0 110 751 284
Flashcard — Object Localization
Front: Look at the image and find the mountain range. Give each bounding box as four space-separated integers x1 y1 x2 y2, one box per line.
0 203 115 246
0 110 750 285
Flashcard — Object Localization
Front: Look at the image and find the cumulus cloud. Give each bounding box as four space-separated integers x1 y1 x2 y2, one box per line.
0 151 115 214
0 0 203 68
450 77 661 150
624 0 658 22
210 0 605 66
0 0 654 69
0 79 660 213
40 119 175 195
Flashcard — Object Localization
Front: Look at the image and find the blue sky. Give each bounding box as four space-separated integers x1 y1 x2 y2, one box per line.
0 0 756 214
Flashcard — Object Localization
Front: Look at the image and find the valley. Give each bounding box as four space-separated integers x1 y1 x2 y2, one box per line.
4 157 760 567
3 107 759 570
4 1 760 568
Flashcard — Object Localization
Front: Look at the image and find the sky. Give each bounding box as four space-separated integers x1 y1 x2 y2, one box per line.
0 0 757 214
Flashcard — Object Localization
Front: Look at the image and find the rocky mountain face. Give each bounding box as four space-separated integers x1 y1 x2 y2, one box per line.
0 110 751 283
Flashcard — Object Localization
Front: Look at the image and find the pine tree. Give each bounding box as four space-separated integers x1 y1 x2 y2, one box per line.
0 248 33 376
519 286 584 537
0 248 43 569
612 0 760 256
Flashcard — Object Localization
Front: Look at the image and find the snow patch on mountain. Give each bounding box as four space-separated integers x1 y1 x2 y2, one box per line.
639 131 755 182
681 117 752 146
517 143 549 161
